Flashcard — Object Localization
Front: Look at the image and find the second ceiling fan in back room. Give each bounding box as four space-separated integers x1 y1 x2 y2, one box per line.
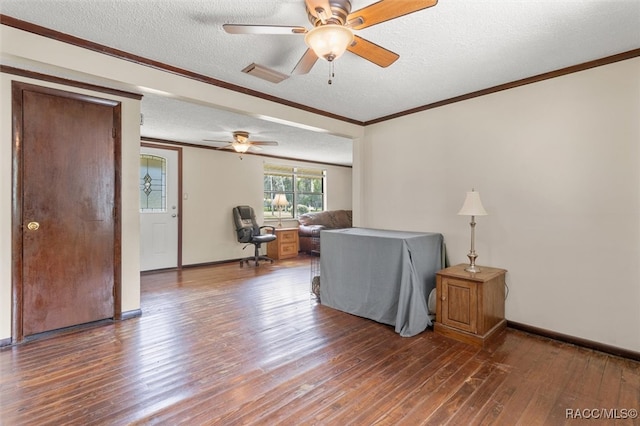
223 0 438 84
204 131 279 159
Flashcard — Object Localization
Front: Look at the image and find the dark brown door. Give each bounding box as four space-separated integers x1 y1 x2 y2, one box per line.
13 83 120 338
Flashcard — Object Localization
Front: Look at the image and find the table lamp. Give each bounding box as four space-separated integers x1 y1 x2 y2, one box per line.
272 194 289 227
458 189 488 273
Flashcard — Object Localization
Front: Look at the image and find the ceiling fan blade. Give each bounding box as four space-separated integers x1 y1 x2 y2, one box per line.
203 139 231 144
223 24 307 35
214 145 235 151
291 48 319 75
305 0 332 23
250 141 279 146
347 0 438 30
347 35 399 68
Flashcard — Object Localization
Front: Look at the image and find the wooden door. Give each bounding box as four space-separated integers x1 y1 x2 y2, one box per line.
12 82 121 339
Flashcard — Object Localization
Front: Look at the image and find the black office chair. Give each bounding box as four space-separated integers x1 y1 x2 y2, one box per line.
232 205 277 267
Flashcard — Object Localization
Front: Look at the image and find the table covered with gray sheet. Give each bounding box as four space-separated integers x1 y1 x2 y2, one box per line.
319 228 444 337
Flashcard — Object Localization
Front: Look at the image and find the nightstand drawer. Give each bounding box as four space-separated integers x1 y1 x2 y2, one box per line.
279 231 298 242
279 242 298 257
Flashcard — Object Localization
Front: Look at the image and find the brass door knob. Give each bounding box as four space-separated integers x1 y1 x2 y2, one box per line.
27 221 40 231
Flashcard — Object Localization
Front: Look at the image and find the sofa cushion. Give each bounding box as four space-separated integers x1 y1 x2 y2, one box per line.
298 210 352 253
298 224 326 238
298 210 352 229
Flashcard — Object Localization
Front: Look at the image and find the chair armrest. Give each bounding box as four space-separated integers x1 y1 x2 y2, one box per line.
259 225 276 234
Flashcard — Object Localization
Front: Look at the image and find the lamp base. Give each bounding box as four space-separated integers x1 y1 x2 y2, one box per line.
465 252 480 273
464 265 482 273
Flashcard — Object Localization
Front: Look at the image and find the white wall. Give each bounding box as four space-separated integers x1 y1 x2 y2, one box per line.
357 58 640 351
166 146 352 265
326 165 353 211
0 73 142 340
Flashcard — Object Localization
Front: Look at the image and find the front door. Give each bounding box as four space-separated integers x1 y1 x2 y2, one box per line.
13 82 120 339
139 145 180 271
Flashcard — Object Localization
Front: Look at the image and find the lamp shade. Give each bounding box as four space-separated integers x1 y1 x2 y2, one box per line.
272 193 289 207
232 141 250 153
304 24 354 62
458 190 488 216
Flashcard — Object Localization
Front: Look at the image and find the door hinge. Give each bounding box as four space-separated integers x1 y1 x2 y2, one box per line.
112 128 116 138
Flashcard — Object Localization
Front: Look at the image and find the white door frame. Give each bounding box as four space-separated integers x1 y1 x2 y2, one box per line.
139 143 182 271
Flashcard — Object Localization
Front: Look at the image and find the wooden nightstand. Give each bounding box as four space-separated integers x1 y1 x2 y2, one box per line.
267 227 299 260
434 264 507 347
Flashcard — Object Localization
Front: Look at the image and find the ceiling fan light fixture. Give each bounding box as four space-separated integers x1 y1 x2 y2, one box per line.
304 24 354 62
232 141 251 153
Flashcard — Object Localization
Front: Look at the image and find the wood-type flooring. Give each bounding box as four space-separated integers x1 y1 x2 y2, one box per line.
1 256 638 425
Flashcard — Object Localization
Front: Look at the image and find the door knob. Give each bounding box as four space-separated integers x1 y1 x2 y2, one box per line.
27 221 40 231
171 213 177 218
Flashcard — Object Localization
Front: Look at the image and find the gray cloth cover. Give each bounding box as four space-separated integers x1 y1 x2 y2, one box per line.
320 228 444 337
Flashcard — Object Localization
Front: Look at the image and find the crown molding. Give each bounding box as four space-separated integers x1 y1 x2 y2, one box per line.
366 48 640 125
2 14 638 127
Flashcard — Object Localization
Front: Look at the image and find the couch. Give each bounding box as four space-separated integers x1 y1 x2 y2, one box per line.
298 209 352 253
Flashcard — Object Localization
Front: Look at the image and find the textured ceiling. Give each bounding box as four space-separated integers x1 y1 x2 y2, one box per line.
1 0 639 166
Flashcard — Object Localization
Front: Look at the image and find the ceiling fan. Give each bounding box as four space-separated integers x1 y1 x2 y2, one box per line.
204 131 279 156
223 0 438 78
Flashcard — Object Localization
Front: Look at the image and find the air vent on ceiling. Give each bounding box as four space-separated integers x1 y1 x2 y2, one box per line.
241 63 289 84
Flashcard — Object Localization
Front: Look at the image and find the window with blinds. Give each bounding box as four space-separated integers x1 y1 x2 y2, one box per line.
264 164 326 219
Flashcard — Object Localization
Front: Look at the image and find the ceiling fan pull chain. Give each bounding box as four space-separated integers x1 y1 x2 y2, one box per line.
328 61 335 85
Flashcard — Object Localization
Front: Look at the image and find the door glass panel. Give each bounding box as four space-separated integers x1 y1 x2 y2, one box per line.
140 154 166 212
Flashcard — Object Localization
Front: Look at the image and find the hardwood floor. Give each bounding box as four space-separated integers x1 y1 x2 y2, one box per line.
1 256 638 425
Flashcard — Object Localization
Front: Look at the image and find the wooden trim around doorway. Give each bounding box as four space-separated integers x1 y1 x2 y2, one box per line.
141 142 183 270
